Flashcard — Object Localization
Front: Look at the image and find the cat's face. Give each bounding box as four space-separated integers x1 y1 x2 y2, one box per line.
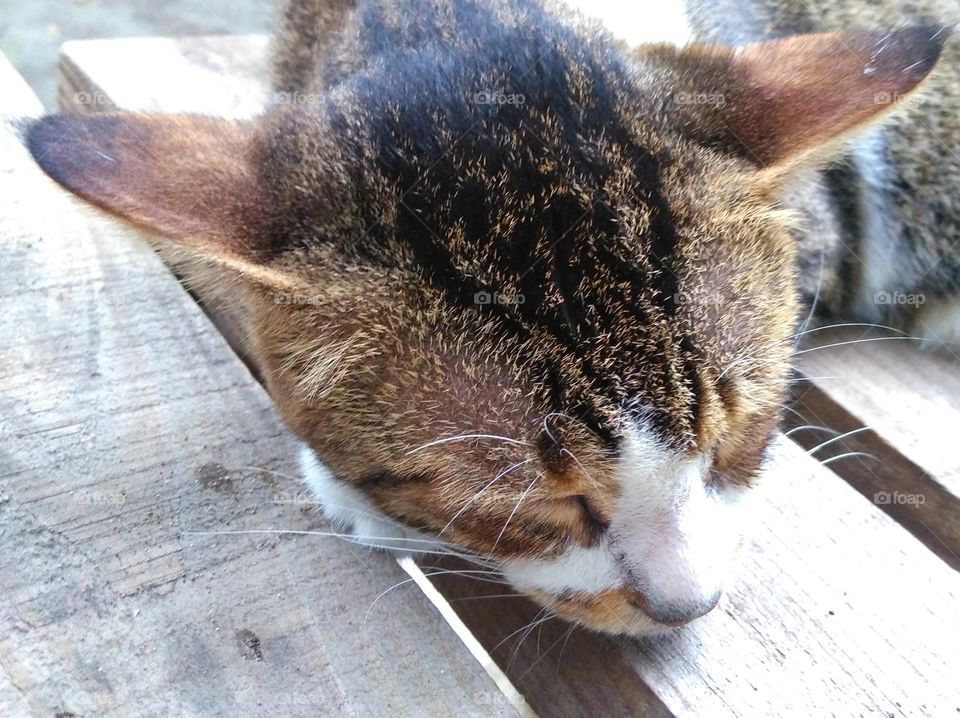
249 101 799 633
28 24 945 634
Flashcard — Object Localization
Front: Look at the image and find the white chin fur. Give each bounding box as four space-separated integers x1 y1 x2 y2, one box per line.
298 446 437 553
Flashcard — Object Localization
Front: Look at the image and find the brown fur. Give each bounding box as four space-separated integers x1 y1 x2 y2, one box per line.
26 0 948 632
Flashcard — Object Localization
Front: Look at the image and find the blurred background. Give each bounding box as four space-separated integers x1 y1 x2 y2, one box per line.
0 0 273 109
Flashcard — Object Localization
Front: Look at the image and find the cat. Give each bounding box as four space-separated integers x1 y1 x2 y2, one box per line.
26 0 954 635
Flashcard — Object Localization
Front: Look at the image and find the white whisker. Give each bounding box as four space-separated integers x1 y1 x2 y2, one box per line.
820 451 877 467
794 336 916 355
439 459 534 536
806 427 871 456
406 433 531 455
492 472 545 551
792 322 908 340
784 424 840 438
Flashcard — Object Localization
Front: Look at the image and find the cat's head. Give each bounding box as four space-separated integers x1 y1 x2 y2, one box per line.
28 19 946 634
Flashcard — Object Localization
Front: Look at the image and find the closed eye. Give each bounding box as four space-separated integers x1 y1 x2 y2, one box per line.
526 494 610 544
575 495 610 532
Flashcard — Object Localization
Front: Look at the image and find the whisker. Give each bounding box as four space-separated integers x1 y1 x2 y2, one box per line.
405 433 530 455
365 577 418 623
796 249 826 339
492 605 552 653
784 424 840 438
521 622 575 679
508 609 557 670
183 528 487 561
793 336 916 355
439 459 534 536
364 568 512 624
541 412 598 482
806 427 871 456
555 624 577 678
492 472 545 551
792 322 909 340
819 451 877 467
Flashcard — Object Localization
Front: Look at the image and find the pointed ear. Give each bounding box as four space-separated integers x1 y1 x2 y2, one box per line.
665 26 951 168
728 26 950 166
27 113 276 271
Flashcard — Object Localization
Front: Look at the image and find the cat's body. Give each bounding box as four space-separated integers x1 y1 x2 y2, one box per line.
27 0 954 634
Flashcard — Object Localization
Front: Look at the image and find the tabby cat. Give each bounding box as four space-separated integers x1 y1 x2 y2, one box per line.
26 0 957 634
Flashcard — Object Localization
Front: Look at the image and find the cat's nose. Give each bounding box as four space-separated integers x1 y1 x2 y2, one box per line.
627 587 722 626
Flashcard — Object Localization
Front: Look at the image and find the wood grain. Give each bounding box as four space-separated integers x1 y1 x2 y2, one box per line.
56 35 960 717
1 52 519 718
790 327 960 568
59 36 271 118
621 438 960 717
798 327 960 490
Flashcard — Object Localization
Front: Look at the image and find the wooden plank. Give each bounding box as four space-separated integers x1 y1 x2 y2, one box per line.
58 35 960 716
59 35 271 118
787 381 960 571
789 327 960 568
797 327 960 489
426 563 675 718
1 52 520 717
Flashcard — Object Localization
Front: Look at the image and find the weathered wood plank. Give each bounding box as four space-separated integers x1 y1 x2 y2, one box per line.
59 35 271 118
58 35 273 375
789 327 960 567
787 380 960 571
57 35 960 717
1 52 520 718
798 328 960 489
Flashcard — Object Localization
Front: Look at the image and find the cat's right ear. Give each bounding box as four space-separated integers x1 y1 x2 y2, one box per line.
665 26 951 169
27 113 289 285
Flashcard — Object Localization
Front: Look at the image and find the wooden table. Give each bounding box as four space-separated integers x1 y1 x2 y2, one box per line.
0 35 958 717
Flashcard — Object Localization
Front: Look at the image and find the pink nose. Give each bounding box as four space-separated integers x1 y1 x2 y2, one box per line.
627 588 722 626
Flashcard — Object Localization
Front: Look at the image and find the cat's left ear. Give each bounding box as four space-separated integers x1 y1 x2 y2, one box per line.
27 113 284 282
665 26 951 168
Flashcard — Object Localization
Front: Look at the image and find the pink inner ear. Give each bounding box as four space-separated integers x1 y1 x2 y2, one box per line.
727 26 950 166
27 112 267 263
